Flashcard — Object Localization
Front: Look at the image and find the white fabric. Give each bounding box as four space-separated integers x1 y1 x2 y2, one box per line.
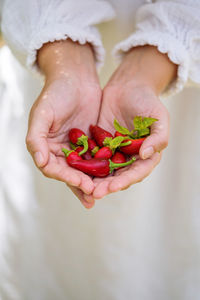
1 0 200 96
0 1 200 299
113 0 200 96
1 0 115 70
0 47 42 299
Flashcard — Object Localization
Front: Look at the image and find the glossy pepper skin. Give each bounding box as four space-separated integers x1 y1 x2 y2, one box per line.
88 138 97 151
68 128 88 155
111 152 126 164
90 125 113 147
75 146 92 160
88 138 99 156
69 128 86 143
111 152 126 170
114 131 127 138
94 147 112 159
62 149 83 164
69 157 136 177
120 137 146 155
70 158 110 177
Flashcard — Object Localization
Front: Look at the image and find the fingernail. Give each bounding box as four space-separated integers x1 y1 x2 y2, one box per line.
142 146 154 159
34 151 44 167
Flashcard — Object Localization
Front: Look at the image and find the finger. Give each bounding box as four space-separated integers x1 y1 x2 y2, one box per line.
67 185 95 209
41 160 81 187
41 154 94 194
92 177 113 199
49 143 97 195
83 193 95 203
26 103 53 168
83 177 105 201
48 143 95 195
79 174 95 195
140 110 169 159
108 152 162 193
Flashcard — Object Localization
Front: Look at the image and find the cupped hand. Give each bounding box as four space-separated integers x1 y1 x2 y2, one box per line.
84 46 177 201
26 40 101 208
84 83 166 200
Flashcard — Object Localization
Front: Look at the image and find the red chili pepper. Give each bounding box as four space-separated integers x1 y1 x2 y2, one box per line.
90 125 113 147
114 131 127 138
88 138 97 151
94 146 112 159
68 128 88 155
69 157 136 177
62 148 83 164
88 138 99 156
111 152 126 164
111 152 126 170
69 128 85 144
120 137 146 155
75 146 92 160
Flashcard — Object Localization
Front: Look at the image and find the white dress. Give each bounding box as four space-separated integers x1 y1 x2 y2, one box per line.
0 1 200 299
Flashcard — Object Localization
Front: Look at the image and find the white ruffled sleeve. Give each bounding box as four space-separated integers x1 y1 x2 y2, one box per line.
113 0 200 96
1 0 115 71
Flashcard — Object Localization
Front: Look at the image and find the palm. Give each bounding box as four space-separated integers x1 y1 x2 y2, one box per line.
89 83 168 200
98 84 161 130
28 78 101 206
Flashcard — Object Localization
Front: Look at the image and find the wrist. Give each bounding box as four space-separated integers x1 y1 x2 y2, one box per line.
37 39 98 84
110 45 177 95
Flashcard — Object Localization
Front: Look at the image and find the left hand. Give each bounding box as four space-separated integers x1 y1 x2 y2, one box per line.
84 46 177 201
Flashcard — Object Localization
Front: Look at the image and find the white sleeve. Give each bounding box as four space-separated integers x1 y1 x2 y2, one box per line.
1 0 115 71
113 0 200 97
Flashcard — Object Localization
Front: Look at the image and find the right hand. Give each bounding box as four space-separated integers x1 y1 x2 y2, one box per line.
26 40 101 208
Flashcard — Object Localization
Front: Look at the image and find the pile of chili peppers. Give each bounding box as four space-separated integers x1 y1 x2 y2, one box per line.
62 116 158 177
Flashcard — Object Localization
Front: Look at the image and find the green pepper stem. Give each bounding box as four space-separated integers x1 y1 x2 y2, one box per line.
103 137 113 146
91 146 99 156
62 148 73 157
109 157 136 173
70 142 77 150
77 135 89 155
104 136 128 152
120 141 132 147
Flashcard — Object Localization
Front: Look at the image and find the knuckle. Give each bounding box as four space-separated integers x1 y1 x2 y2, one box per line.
25 134 34 146
25 136 33 152
25 134 38 153
161 138 169 149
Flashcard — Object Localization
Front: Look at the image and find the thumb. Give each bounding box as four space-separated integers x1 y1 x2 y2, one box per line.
139 112 169 159
26 105 51 168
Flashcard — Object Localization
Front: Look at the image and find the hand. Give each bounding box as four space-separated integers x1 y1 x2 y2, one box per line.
84 46 177 201
26 40 101 208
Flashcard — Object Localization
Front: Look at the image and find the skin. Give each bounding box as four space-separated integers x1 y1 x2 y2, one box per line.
84 46 177 202
26 41 177 209
26 40 101 208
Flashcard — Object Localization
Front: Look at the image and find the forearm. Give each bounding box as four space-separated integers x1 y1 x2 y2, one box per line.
111 46 178 95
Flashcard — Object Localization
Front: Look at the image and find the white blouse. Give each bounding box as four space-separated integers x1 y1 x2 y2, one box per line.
1 0 200 96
